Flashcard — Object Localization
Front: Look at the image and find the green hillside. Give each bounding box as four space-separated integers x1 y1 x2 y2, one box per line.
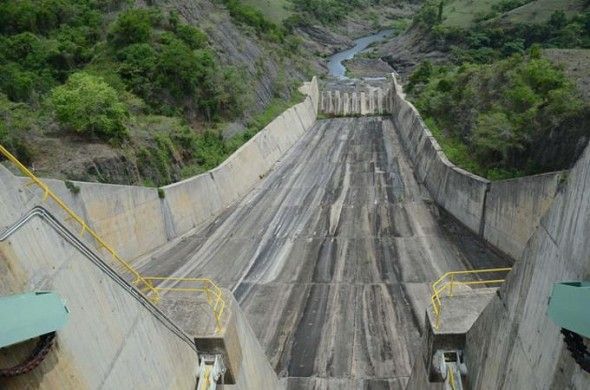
409 1 590 179
441 0 586 28
0 0 305 186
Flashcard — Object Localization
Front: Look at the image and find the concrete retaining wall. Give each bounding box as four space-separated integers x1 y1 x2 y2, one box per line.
0 168 199 389
4 77 319 262
464 145 590 389
224 295 281 389
389 74 563 260
483 171 566 260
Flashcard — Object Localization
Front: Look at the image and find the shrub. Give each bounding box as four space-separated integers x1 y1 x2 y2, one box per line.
64 180 81 194
519 59 566 95
49 72 129 141
407 61 433 92
473 111 521 162
548 10 567 31
117 43 158 98
156 39 213 97
0 64 37 102
174 25 208 49
501 39 524 56
413 0 441 29
108 9 160 48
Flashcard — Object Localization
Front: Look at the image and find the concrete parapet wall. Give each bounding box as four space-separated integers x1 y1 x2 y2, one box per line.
464 145 590 389
0 169 199 389
389 74 563 259
4 77 319 262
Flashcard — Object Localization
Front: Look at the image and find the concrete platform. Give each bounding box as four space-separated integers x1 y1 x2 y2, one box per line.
158 291 280 388
428 287 497 335
416 287 497 387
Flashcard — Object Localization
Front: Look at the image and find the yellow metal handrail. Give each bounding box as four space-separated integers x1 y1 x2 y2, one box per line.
430 267 512 330
143 277 226 333
0 145 160 301
0 144 226 333
447 364 456 390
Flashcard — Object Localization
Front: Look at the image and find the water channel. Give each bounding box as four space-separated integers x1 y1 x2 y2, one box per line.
326 29 393 79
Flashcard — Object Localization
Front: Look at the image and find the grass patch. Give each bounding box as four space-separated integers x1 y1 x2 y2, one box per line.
64 180 81 194
241 0 292 24
391 18 411 34
441 0 506 28
440 0 585 28
502 0 586 25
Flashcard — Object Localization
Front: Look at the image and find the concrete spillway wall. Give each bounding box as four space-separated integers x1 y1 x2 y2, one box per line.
464 144 590 389
0 168 200 389
389 75 565 260
2 77 318 263
320 86 393 116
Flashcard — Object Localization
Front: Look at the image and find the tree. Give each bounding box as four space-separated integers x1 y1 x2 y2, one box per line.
437 1 444 24
49 72 128 141
473 111 522 163
407 60 434 92
108 9 160 48
548 10 567 31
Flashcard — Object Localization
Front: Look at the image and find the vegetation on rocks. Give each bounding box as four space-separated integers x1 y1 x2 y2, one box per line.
408 5 590 179
221 0 287 41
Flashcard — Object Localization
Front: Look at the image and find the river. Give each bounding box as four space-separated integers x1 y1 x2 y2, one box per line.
326 29 393 79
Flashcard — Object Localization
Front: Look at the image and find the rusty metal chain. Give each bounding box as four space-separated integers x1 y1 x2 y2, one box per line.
0 332 56 377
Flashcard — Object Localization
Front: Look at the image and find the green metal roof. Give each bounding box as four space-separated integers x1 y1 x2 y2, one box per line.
0 292 69 348
548 282 590 338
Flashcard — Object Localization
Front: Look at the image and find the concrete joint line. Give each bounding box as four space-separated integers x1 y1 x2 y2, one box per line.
479 182 491 238
540 223 559 250
97 313 143 390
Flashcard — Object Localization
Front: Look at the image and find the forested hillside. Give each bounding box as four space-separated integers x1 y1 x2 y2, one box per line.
401 0 590 179
1 0 588 184
0 0 308 185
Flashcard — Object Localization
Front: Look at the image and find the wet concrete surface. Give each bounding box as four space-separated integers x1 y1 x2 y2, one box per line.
139 117 510 388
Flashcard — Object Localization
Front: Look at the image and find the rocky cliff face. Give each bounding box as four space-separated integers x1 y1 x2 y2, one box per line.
163 0 306 110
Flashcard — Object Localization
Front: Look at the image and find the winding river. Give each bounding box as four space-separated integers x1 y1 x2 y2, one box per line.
327 29 393 79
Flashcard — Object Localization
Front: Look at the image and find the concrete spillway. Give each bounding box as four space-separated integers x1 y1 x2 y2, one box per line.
3 75 583 389
139 116 509 388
